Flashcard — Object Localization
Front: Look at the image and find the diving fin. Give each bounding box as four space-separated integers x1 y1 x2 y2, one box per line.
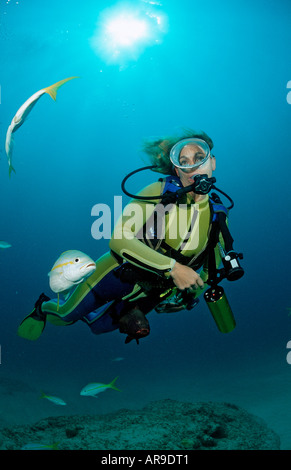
17 316 46 341
17 293 50 341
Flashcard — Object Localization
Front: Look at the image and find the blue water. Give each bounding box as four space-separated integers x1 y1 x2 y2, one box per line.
0 0 291 449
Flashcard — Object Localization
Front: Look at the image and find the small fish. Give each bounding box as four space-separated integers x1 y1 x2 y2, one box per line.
5 76 78 176
21 442 59 450
40 391 67 406
0 241 11 249
80 376 121 397
111 357 125 362
48 250 96 294
287 307 291 316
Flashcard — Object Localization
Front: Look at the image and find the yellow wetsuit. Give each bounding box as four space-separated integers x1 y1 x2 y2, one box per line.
110 180 216 277
41 178 223 333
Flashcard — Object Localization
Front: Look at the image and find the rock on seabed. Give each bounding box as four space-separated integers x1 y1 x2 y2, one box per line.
0 399 280 450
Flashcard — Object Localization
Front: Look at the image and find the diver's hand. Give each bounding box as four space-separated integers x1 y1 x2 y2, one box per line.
169 262 204 290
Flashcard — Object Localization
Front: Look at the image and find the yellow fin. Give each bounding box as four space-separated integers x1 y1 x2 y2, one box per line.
109 376 121 392
44 76 79 101
9 164 16 178
51 442 60 450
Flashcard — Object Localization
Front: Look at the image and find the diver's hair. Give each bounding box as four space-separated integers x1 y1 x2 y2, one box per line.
141 128 214 175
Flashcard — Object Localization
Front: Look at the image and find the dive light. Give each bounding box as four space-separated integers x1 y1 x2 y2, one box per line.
217 243 244 282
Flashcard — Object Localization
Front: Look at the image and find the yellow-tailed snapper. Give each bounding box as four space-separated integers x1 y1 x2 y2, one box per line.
80 377 121 397
5 76 78 176
0 241 11 249
40 391 66 406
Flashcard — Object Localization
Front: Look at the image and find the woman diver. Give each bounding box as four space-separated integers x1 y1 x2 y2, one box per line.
18 129 242 344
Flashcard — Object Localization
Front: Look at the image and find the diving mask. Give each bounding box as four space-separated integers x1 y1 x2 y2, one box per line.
169 138 211 171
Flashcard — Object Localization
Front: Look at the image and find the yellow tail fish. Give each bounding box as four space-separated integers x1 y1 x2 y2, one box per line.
80 377 121 397
5 76 78 177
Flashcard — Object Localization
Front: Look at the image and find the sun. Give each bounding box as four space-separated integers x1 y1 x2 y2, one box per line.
105 14 149 47
90 2 168 64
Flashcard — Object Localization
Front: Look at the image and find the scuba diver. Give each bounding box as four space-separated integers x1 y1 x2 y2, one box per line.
18 129 244 344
